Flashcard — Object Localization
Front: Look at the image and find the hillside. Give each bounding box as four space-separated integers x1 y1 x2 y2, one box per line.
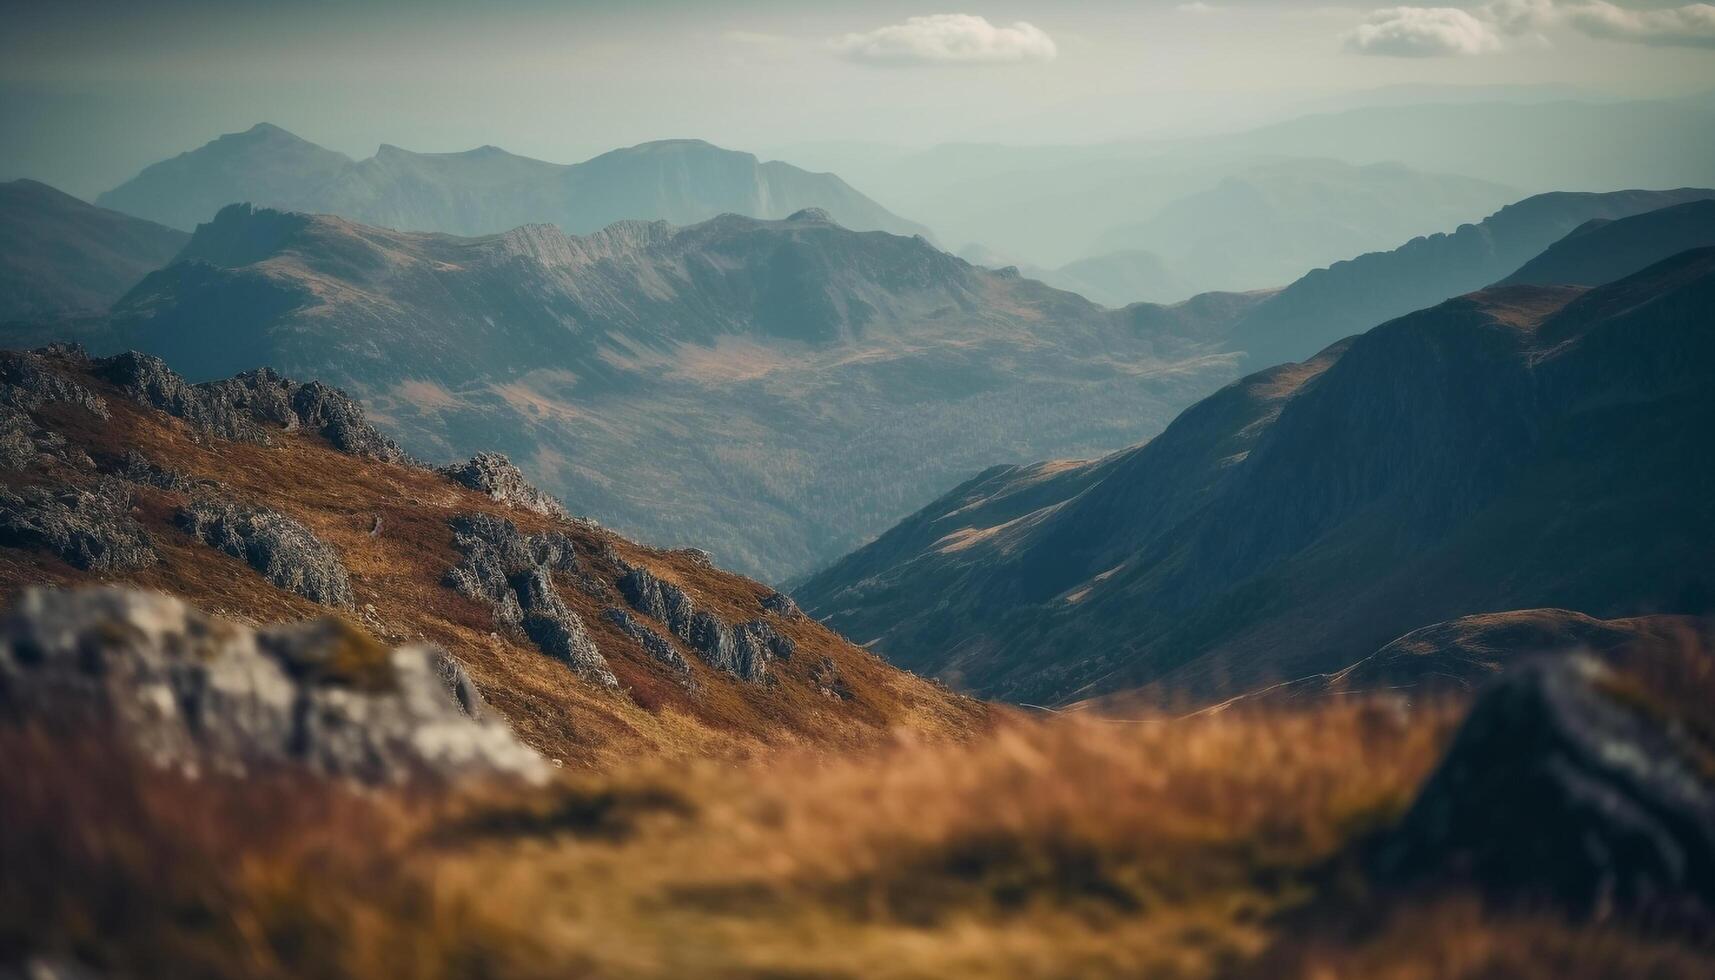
1229 187 1715 367
1500 199 1715 287
0 344 986 768
89 204 1253 581
95 124 931 239
0 180 188 321
795 250 1715 706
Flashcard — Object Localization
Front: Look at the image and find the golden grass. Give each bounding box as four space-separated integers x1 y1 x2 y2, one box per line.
5 696 1712 978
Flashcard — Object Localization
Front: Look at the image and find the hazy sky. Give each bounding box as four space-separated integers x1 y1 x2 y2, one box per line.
3 0 1713 196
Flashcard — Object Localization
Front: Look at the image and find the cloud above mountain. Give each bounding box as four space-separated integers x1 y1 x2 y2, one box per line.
1347 0 1715 55
1345 7 1505 56
834 14 1057 65
1564 1 1715 47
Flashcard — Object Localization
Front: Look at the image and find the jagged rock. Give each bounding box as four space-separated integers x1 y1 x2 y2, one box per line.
0 587 546 785
291 380 408 462
91 351 406 462
110 449 202 492
0 350 109 470
760 590 803 619
811 656 852 701
738 618 794 662
1374 655 1715 924
440 452 568 519
177 497 354 607
444 513 616 688
617 566 776 681
0 481 157 570
602 607 694 677
617 565 697 644
689 610 775 682
0 349 110 419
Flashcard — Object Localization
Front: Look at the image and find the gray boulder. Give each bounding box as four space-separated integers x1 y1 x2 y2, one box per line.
0 587 546 785
444 513 616 688
440 452 568 519
1374 655 1715 924
177 497 354 607
0 481 157 570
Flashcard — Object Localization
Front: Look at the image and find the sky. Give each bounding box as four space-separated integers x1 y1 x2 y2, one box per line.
2 0 1713 197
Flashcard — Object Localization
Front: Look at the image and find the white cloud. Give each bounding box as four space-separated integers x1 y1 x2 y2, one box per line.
1344 6 1506 55
834 14 1057 66
1562 1 1715 48
1176 2 1221 13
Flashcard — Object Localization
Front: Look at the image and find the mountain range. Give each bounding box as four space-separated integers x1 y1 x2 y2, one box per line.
794 242 1715 706
95 123 931 240
1229 187 1715 368
803 95 1715 272
0 179 188 321
91 203 1255 581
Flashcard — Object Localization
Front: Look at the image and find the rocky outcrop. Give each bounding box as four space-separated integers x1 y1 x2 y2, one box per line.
0 587 545 785
444 513 616 688
0 348 110 419
811 656 852 701
1374 655 1715 925
616 565 783 682
440 452 569 519
0 481 157 571
602 607 693 678
760 590 803 619
617 566 696 644
93 351 406 462
177 497 354 607
0 349 108 470
109 449 204 492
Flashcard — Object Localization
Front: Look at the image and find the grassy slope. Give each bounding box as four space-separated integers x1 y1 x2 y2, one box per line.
0 350 987 769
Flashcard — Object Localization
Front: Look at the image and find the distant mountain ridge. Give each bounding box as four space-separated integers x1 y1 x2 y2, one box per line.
0 179 189 321
1230 188 1715 367
795 248 1715 706
95 203 1256 581
96 123 932 240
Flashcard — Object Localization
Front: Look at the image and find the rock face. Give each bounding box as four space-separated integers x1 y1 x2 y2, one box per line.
1374 655 1715 924
440 452 569 519
616 564 782 682
602 607 693 678
94 351 406 461
0 587 546 785
0 481 157 571
177 497 354 607
617 566 696 644
444 513 617 688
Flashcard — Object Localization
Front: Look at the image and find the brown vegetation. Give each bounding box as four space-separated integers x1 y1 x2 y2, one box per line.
5 698 1712 978
0 349 988 769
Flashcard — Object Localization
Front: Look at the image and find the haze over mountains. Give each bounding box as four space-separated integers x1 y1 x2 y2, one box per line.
0 180 188 321
796 241 1715 706
96 123 931 240
793 93 1715 282
1228 187 1715 367
96 203 1251 581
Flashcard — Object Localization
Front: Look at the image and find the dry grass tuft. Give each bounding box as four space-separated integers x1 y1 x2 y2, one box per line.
5 696 1713 978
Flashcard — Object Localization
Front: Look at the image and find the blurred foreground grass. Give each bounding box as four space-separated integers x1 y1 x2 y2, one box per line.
4 697 1712 979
